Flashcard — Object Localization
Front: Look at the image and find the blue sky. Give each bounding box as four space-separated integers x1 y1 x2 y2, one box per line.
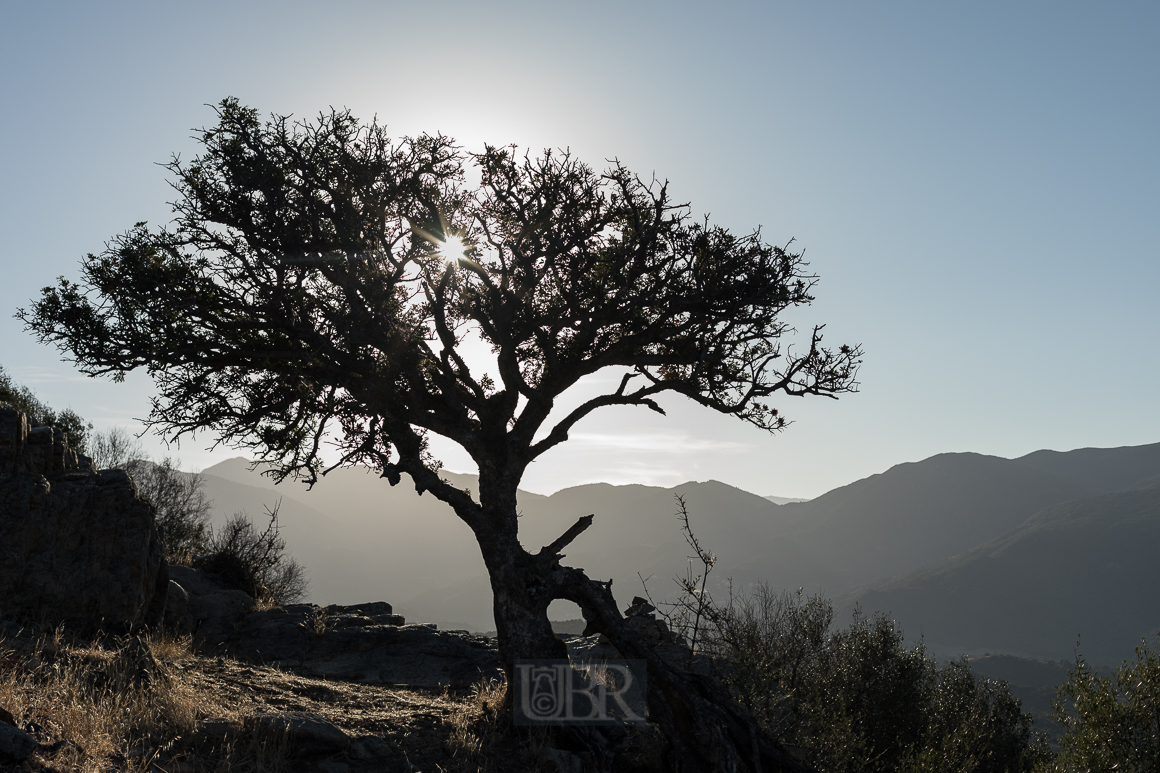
2 1 1157 498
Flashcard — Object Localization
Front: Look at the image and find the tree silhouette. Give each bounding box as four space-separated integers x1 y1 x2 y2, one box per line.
22 98 860 771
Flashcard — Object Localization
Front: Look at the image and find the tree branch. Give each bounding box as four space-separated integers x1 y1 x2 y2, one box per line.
538 513 595 559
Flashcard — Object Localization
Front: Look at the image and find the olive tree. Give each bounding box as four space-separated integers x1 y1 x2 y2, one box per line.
1046 638 1160 772
22 99 860 771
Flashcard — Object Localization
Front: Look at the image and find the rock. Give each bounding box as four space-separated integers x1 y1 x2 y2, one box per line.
222 606 500 689
0 705 15 726
563 633 623 661
0 408 169 631
317 761 349 773
348 735 395 760
624 597 657 617
0 722 38 762
539 746 584 773
197 718 242 742
164 579 192 633
251 711 349 753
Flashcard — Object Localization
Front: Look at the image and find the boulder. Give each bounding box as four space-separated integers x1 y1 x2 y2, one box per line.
0 408 169 631
250 711 349 753
0 723 38 762
163 579 192 633
167 564 499 689
223 605 500 689
349 735 396 760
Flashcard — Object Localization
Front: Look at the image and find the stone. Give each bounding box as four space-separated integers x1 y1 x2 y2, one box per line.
251 711 350 752
624 597 657 617
0 722 38 762
539 746 584 773
221 606 500 689
348 735 395 760
0 408 169 631
197 718 242 741
317 761 349 773
164 579 192 633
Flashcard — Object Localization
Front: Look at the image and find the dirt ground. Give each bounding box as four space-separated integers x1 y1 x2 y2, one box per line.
0 626 553 773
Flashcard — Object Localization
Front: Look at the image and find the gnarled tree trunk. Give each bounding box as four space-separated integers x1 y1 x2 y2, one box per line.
468 482 813 773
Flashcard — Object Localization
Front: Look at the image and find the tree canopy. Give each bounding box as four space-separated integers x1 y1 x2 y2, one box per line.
21 99 860 510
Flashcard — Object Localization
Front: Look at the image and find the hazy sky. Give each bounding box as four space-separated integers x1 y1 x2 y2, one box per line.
2 1 1157 499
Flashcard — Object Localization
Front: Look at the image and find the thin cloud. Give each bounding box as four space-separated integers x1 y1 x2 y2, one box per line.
568 432 752 454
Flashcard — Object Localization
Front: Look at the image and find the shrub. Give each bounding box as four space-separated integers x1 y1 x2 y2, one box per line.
1043 635 1160 772
652 497 1052 772
696 588 1053 773
89 427 212 558
195 504 309 606
0 364 91 452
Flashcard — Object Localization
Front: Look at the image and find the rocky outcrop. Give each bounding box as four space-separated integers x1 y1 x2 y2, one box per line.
561 596 717 675
168 564 255 642
223 603 499 689
250 711 350 753
167 564 500 689
0 721 39 763
0 407 169 631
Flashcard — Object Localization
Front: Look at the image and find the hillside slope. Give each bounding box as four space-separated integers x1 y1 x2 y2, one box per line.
845 485 1160 666
200 460 790 628
198 442 1160 636
733 444 1160 594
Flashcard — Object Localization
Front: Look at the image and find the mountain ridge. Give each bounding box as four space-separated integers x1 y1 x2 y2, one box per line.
196 441 1160 650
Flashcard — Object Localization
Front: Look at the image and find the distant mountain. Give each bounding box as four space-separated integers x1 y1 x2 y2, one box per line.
200 460 515 627
1013 443 1160 494
763 495 810 505
731 444 1160 595
199 459 789 630
197 442 1160 641
844 484 1160 666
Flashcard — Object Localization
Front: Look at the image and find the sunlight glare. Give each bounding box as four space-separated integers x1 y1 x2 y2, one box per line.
441 235 467 265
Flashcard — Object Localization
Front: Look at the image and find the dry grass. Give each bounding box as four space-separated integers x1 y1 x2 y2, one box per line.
0 623 566 773
443 678 560 773
0 624 237 772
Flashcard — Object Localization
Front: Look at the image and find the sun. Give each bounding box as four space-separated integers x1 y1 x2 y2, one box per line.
440 235 467 265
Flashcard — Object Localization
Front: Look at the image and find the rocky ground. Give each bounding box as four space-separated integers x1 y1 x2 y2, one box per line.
0 622 561 773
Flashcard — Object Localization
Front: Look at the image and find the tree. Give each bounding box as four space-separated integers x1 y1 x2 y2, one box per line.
695 587 1051 772
0 364 91 452
1045 637 1160 772
89 426 212 558
21 98 861 771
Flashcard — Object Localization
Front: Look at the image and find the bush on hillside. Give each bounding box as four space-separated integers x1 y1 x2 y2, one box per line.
0 364 91 452
1042 636 1160 772
195 504 308 606
691 586 1053 772
89 427 212 558
648 496 1052 771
